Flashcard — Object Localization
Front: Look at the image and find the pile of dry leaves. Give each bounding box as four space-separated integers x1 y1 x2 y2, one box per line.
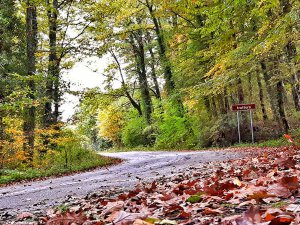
7 140 300 225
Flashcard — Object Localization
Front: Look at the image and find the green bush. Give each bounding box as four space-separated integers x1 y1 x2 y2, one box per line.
122 115 148 148
154 99 196 149
155 115 192 148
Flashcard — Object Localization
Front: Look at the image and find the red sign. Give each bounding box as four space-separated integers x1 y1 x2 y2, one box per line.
232 104 256 111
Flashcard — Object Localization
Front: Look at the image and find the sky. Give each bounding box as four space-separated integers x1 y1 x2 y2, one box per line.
60 56 110 121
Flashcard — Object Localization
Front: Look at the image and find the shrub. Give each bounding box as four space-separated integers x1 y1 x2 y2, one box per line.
122 116 148 148
155 115 190 148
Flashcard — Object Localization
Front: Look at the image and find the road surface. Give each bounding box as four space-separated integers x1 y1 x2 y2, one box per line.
0 150 244 221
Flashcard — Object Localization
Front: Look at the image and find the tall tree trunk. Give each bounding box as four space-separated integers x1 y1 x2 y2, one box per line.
248 74 253 102
291 76 300 111
204 96 211 116
224 87 230 113
260 61 281 123
44 0 59 127
285 41 300 111
277 81 289 133
148 47 161 99
218 93 227 114
256 71 268 121
274 54 289 133
237 77 244 103
129 34 152 124
145 0 175 95
24 0 38 160
211 97 218 118
0 92 4 169
53 65 60 123
137 44 152 124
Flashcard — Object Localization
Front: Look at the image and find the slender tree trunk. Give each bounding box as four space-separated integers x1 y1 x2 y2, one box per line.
274 55 289 133
44 0 59 127
256 71 268 121
204 96 211 117
49 0 60 124
0 92 4 169
148 47 161 99
277 81 289 133
224 87 230 113
237 77 244 103
260 61 281 123
137 44 152 124
291 77 300 111
248 74 253 102
218 94 227 114
24 0 38 159
211 97 218 118
285 41 300 111
53 65 60 123
145 0 175 95
110 50 142 116
129 34 152 124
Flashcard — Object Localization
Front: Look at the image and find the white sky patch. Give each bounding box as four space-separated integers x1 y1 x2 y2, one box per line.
61 56 111 122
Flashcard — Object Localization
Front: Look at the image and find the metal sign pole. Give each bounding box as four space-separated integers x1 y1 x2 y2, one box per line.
250 110 254 143
232 104 256 144
237 111 241 144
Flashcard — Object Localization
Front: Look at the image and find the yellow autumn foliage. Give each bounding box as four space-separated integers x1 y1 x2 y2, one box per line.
98 105 124 147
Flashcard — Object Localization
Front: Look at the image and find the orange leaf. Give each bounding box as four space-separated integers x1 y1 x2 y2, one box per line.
283 134 293 143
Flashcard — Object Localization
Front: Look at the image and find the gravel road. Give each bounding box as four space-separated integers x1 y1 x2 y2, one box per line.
0 149 244 221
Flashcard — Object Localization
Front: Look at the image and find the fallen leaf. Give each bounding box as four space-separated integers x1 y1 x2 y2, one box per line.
132 219 152 225
269 215 293 225
286 204 300 212
17 212 35 220
106 211 147 225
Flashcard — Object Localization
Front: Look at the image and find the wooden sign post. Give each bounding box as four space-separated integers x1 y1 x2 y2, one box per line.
231 104 256 144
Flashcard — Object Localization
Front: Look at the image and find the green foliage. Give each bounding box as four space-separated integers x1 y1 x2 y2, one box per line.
122 112 148 148
155 100 195 149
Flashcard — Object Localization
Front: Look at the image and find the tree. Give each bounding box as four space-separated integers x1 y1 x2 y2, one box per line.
98 104 124 148
23 0 38 159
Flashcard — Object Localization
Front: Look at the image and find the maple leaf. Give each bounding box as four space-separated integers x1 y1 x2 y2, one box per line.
46 211 87 225
268 215 293 225
202 207 224 215
267 183 292 198
274 157 296 169
263 208 284 221
144 181 157 193
101 201 125 216
234 206 262 225
280 176 299 191
243 206 262 223
105 211 147 225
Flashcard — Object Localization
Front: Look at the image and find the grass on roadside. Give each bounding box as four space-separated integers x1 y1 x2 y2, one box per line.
105 137 290 153
232 137 288 148
0 150 121 185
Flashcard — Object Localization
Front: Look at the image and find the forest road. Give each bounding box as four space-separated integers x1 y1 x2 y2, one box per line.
0 149 244 221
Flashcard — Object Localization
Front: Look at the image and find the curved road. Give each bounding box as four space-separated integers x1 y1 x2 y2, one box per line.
0 150 243 221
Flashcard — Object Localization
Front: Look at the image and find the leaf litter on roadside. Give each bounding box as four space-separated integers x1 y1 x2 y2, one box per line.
7 145 300 225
